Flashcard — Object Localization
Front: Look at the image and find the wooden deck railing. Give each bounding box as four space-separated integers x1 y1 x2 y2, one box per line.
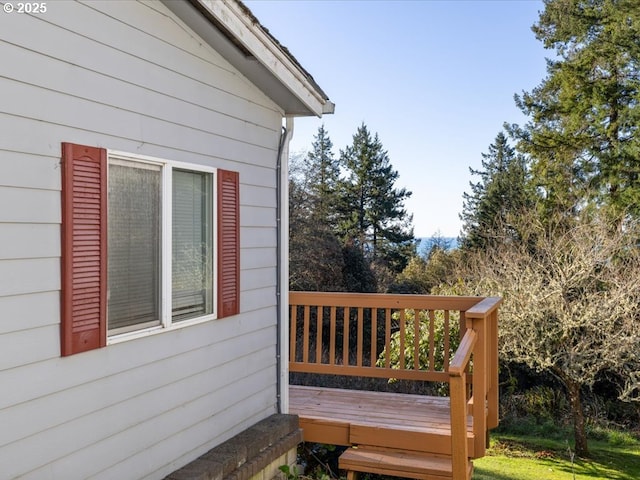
289 292 501 475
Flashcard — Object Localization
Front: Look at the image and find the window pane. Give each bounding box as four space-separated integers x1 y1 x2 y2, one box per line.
108 160 161 333
172 169 213 321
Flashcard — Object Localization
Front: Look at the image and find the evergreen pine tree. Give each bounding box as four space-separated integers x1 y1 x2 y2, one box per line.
509 0 640 218
305 125 341 226
460 132 532 250
338 123 415 275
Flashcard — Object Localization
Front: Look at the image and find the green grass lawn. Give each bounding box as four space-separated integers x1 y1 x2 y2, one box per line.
473 431 640 480
299 427 639 480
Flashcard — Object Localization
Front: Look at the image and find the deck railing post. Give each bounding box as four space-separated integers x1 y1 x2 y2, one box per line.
449 328 476 480
450 372 470 480
487 309 499 429
464 296 502 457
471 314 487 458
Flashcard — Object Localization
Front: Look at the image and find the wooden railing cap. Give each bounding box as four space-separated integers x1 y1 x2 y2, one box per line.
289 291 486 311
464 296 502 318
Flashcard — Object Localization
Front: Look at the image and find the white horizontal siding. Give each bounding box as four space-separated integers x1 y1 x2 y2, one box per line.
0 1 284 478
240 164 278 189
3 341 276 479
0 114 103 159
0 319 278 478
242 288 278 314
0 306 276 411
138 400 275 480
242 184 277 209
241 267 277 292
0 153 60 190
0 291 59 335
243 247 278 271
0 187 60 224
0 36 277 153
59 0 276 112
0 224 59 260
1 77 274 168
242 227 277 249
95 381 276 480
0 115 276 191
242 205 278 228
0 258 59 297
0 325 59 372
0 4 280 123
88 0 235 73
0 322 276 449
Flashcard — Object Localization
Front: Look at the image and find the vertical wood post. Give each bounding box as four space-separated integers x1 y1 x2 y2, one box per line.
450 372 470 480
316 307 323 364
370 308 378 367
329 307 336 365
357 308 364 366
302 305 310 363
487 309 499 429
472 315 487 458
290 304 297 362
343 307 350 366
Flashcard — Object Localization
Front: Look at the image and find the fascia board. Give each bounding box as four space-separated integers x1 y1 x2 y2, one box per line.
197 0 330 117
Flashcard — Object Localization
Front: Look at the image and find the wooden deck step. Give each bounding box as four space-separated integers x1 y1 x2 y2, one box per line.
339 446 473 480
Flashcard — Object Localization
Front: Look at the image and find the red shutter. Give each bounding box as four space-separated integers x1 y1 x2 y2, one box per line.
61 143 107 356
217 169 240 318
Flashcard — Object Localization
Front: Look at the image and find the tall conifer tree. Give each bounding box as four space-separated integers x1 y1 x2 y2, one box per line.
339 123 415 274
509 0 640 218
461 131 532 250
305 125 341 226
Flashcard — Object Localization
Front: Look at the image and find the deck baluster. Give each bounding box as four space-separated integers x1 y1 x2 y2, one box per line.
428 310 436 371
413 309 420 370
399 309 406 370
290 304 297 362
316 307 323 364
329 307 336 365
343 307 350 366
302 305 310 364
357 308 364 367
370 308 378 367
444 310 450 371
384 308 391 369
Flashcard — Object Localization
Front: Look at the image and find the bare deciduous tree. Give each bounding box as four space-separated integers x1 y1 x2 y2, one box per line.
461 212 640 457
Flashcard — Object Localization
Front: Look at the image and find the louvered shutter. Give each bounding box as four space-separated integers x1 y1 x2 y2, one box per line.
217 169 240 318
61 143 107 355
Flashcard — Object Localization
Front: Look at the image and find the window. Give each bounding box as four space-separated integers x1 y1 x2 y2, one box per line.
107 159 163 334
106 157 215 335
61 143 239 356
171 169 214 322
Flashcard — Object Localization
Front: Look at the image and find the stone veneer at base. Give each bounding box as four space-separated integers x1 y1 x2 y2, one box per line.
166 414 302 480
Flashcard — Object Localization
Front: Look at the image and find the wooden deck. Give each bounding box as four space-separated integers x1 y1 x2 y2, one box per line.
289 386 475 456
288 292 501 480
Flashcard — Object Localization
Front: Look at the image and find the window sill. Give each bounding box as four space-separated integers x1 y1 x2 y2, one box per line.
107 313 217 345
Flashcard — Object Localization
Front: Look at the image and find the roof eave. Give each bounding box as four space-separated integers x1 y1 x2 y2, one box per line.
162 0 333 118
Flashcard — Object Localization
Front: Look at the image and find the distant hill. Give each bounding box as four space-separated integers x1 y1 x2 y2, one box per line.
417 237 459 256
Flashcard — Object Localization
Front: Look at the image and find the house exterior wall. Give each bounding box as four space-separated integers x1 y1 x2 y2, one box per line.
0 1 283 479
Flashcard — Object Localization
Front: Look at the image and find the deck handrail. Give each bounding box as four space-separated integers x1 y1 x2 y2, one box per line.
449 329 477 376
289 291 501 480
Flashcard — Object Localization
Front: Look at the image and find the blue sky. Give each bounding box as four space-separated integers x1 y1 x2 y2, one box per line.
245 0 549 237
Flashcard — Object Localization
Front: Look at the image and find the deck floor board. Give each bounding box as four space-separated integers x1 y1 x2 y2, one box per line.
289 385 473 446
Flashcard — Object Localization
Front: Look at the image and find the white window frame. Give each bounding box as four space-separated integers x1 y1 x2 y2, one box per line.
106 150 218 344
